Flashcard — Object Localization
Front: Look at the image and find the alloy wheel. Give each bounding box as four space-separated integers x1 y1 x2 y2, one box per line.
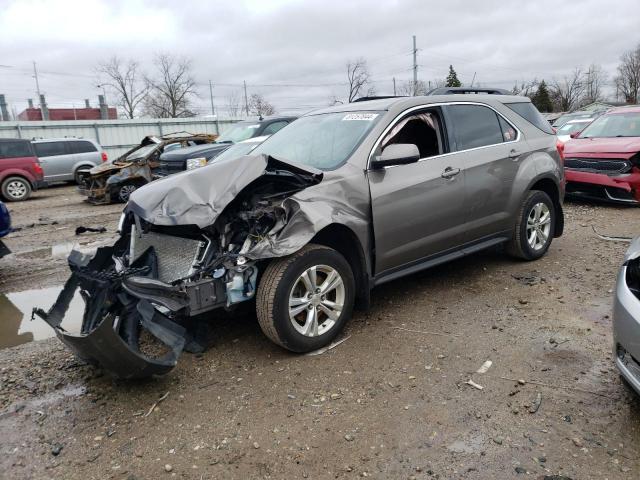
288 265 345 337
526 202 551 251
119 184 137 202
6 180 27 200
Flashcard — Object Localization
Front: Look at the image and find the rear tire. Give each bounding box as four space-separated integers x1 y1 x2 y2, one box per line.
1 176 32 202
256 244 355 352
507 190 555 260
116 183 138 203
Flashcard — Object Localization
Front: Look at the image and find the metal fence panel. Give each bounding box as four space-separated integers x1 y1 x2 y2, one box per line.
0 118 238 158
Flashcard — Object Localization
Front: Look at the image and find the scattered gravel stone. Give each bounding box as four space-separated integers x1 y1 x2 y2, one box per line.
164 464 173 473
344 434 355 442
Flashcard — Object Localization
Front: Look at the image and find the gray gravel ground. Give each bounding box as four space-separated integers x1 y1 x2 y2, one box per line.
0 185 639 479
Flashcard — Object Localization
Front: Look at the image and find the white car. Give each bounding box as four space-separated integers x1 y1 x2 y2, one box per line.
556 118 592 143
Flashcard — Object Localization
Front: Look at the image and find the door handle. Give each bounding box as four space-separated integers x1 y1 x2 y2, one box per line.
441 167 461 179
509 149 521 160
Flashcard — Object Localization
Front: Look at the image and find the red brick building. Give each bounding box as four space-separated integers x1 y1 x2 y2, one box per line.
17 107 117 121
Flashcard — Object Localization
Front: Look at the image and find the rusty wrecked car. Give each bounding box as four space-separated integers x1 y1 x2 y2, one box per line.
77 132 217 204
34 95 564 379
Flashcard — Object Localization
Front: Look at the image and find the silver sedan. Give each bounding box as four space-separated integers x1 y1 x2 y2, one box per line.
613 236 640 393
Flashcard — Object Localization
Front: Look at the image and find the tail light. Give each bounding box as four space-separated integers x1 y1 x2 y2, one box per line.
33 162 43 176
101 152 108 162
556 140 565 165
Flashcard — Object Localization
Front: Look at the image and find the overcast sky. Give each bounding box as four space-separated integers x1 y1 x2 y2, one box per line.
1 0 639 117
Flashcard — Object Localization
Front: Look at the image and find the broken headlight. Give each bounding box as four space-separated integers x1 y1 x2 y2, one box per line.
186 157 208 170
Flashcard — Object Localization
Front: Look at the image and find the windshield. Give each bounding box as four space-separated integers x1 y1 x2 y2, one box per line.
125 144 158 161
557 121 589 135
209 141 263 164
578 112 640 138
216 122 261 143
253 112 381 170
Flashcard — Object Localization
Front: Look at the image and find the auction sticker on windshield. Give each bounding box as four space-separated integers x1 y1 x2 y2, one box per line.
342 113 379 121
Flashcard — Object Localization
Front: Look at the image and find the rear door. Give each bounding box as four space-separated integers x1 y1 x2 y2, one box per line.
33 141 70 181
369 106 467 275
69 140 100 170
443 103 521 242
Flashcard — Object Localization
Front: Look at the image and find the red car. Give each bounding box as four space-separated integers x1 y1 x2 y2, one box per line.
563 106 640 205
0 138 45 201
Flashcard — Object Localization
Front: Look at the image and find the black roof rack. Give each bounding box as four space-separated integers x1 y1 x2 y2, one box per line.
428 87 509 95
353 95 407 102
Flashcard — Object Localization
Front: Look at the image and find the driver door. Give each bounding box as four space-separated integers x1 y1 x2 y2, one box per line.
368 107 467 276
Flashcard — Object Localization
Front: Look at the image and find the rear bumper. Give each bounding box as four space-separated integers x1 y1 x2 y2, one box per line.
613 264 640 394
565 169 640 204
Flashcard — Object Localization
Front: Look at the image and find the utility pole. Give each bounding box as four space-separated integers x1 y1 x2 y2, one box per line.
412 35 418 96
209 80 220 135
32 61 41 98
470 72 476 87
243 80 249 116
393 77 396 96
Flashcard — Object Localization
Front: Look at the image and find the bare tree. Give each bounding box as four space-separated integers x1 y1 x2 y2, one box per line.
551 68 585 111
511 79 538 97
615 44 640 104
397 80 429 96
96 56 148 118
248 93 276 117
582 64 607 105
226 90 242 118
346 58 372 102
143 53 197 118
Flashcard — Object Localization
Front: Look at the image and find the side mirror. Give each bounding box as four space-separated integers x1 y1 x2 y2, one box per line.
569 131 581 139
370 144 420 169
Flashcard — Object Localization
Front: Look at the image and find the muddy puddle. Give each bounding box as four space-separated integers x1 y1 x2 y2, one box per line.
0 286 85 349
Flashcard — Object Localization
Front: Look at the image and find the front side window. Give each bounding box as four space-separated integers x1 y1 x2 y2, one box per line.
448 105 504 151
253 111 381 170
380 110 444 159
33 142 66 157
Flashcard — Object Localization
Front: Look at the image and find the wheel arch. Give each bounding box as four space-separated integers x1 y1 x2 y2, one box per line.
526 175 564 237
309 224 371 310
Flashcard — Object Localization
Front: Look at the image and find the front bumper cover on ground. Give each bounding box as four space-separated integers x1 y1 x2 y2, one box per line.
32 247 191 379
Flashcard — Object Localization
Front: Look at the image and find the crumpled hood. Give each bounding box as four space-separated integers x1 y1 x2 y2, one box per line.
565 137 640 156
125 154 322 228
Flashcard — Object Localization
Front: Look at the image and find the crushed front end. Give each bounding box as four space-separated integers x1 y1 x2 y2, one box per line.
36 154 325 378
564 153 640 205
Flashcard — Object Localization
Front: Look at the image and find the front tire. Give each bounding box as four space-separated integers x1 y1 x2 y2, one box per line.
256 244 355 352
1 176 32 202
507 190 555 260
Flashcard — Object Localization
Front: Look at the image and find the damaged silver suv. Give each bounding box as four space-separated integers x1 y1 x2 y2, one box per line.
35 95 565 378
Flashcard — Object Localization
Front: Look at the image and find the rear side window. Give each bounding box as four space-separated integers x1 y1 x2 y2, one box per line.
33 142 67 157
68 140 97 154
505 102 555 134
448 104 504 151
0 140 34 159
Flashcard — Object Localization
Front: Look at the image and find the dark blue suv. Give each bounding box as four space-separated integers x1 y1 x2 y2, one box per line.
0 200 11 257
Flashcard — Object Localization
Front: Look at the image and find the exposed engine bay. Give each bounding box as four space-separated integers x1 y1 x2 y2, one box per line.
34 155 325 378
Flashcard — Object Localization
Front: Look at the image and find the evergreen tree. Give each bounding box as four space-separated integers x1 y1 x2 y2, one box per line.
445 65 462 87
532 80 554 112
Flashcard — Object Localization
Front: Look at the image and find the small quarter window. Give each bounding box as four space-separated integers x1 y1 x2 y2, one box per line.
498 116 517 142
